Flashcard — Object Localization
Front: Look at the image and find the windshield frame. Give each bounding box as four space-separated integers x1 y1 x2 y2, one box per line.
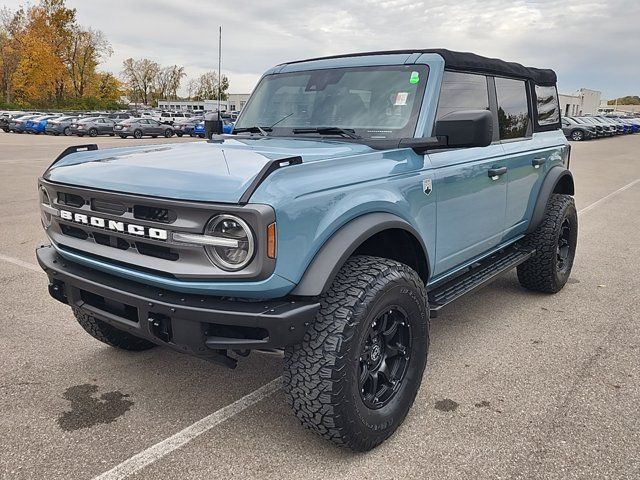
234 64 430 143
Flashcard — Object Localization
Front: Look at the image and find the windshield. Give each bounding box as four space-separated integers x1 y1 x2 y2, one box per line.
235 65 429 140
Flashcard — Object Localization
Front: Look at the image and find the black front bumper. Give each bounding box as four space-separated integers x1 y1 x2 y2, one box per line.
37 246 319 356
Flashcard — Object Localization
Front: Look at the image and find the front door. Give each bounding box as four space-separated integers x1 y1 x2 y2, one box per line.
429 71 507 276
430 145 507 276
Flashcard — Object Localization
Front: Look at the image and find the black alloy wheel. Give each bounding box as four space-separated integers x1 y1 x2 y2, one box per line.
556 218 572 273
359 308 411 409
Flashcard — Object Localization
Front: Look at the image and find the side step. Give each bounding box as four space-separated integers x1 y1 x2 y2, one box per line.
427 245 535 317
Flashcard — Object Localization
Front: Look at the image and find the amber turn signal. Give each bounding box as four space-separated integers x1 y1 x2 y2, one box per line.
267 222 277 259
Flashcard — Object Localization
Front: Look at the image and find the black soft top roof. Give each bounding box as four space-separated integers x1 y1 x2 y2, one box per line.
285 49 557 86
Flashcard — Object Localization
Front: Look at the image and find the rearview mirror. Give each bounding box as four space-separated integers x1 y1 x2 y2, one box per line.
434 110 493 149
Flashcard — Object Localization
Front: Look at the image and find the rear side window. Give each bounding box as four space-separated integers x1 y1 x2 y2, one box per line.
495 77 530 139
535 85 560 126
436 71 489 120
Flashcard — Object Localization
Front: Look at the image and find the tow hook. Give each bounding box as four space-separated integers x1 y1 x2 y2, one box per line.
148 313 172 343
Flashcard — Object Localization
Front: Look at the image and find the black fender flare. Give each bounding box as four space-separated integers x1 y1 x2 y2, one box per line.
526 166 575 234
290 212 430 297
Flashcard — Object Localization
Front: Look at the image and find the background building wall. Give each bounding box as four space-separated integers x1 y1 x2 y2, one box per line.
559 94 582 116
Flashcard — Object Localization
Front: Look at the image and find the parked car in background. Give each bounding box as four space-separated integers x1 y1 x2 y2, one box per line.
589 116 623 135
561 117 595 141
1 111 25 132
600 116 632 134
192 121 205 137
25 114 61 134
9 114 42 133
572 117 613 137
619 117 640 133
69 117 116 137
115 118 174 138
158 111 194 125
192 118 234 138
45 116 78 136
173 117 203 137
135 111 161 122
108 113 136 122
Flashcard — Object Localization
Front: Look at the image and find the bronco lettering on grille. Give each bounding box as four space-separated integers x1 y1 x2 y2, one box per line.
59 209 168 240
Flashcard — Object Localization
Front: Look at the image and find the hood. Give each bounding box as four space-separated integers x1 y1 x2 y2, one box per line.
44 137 373 203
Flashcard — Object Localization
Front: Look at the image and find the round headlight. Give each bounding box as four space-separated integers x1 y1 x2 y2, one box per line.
40 186 52 227
204 215 255 271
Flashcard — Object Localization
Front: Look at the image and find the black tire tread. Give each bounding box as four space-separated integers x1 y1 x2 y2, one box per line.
517 193 576 293
283 255 427 451
73 308 156 351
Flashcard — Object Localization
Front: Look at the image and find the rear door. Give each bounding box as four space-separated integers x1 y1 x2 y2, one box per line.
430 71 508 276
498 80 555 237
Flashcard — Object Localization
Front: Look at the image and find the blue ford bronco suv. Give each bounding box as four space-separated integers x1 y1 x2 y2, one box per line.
37 49 576 451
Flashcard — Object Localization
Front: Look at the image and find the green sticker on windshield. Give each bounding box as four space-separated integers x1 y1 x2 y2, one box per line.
409 71 420 84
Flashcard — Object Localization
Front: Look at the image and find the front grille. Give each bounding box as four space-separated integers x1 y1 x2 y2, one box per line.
58 192 85 208
134 205 175 224
60 224 88 240
92 232 130 250
41 179 274 280
92 198 126 216
136 242 179 261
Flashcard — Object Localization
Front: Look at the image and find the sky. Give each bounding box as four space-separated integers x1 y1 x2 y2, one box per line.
4 0 639 98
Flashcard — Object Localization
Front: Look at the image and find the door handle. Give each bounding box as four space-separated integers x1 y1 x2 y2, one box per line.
532 158 546 168
488 166 507 180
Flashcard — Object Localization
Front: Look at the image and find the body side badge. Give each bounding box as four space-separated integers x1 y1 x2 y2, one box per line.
423 178 433 196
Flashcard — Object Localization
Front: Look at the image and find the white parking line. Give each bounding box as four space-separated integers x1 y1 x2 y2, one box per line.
0 253 43 273
93 377 282 480
0 177 638 480
577 178 640 217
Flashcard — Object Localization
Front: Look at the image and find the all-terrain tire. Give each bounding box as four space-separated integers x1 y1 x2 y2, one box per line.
283 256 429 451
72 308 156 351
517 194 577 293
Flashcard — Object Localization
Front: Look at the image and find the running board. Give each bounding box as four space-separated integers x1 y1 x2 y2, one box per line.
428 245 535 317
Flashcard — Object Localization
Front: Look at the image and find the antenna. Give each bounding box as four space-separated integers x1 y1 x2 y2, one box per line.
217 26 222 121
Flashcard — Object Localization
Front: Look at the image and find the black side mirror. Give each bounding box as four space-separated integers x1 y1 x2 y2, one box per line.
435 110 493 148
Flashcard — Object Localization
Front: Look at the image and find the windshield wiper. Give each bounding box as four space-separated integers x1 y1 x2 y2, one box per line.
292 127 361 139
233 125 271 136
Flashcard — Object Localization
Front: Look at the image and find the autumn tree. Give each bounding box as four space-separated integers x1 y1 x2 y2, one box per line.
1 0 115 108
155 65 186 100
0 6 25 104
193 71 229 101
121 57 160 105
65 27 112 98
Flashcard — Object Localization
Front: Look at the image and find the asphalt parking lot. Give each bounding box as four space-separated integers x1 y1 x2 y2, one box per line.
0 133 638 480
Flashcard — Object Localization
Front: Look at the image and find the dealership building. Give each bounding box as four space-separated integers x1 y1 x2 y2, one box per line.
157 93 250 112
558 88 602 117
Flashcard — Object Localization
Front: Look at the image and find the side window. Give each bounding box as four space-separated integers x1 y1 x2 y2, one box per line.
495 77 530 140
436 71 489 120
535 85 560 126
